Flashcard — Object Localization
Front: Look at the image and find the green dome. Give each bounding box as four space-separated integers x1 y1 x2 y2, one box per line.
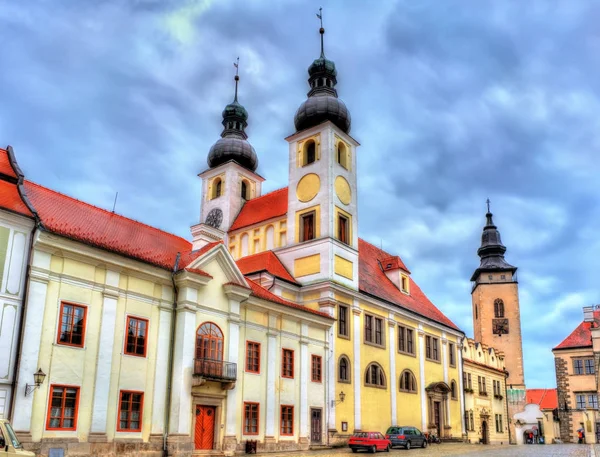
222 100 248 121
308 57 337 78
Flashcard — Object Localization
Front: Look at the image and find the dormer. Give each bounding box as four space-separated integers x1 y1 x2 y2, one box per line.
381 256 411 294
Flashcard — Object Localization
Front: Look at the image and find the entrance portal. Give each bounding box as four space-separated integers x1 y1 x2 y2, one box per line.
311 408 322 443
481 421 488 444
195 405 216 450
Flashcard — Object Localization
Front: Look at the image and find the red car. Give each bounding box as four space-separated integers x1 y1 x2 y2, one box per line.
348 431 391 453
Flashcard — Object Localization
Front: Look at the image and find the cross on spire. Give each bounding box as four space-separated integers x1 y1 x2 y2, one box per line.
316 7 325 57
486 198 491 214
233 57 240 102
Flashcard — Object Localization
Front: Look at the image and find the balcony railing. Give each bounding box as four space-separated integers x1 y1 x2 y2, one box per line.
193 358 237 381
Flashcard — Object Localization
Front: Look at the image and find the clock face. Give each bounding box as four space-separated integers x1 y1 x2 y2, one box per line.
493 318 509 335
205 208 223 229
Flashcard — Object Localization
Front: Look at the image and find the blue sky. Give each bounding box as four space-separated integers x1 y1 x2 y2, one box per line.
1 0 598 388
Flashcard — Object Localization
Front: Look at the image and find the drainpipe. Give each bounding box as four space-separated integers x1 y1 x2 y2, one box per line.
503 370 512 445
163 253 181 457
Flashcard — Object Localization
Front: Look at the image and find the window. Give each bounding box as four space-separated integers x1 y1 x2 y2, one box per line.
426 336 439 361
338 214 349 244
118 391 143 432
57 302 87 348
246 341 261 373
47 385 79 430
449 343 455 366
338 305 349 338
300 211 315 242
475 305 478 320
478 376 487 395
303 140 316 166
469 411 474 431
573 359 584 375
244 402 259 435
398 325 415 355
212 178 222 199
450 380 457 400
467 373 472 390
399 370 417 393
576 394 586 409
280 405 294 435
585 359 595 375
494 298 504 318
311 355 322 382
365 363 386 388
495 414 503 433
241 180 248 200
282 349 294 378
364 314 384 347
339 356 350 383
401 275 408 293
589 394 599 409
124 316 148 357
337 142 348 169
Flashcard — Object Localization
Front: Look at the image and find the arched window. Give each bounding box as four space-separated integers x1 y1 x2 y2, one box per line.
212 178 222 199
337 142 348 169
450 380 457 399
303 140 316 166
241 233 249 257
195 322 224 377
494 299 504 318
265 225 275 250
339 355 351 383
475 305 478 320
365 363 386 388
399 370 417 393
241 180 248 200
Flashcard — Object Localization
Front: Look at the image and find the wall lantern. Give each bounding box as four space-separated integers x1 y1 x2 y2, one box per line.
25 368 46 396
331 391 346 407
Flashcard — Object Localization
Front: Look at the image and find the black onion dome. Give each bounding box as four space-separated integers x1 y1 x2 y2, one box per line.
308 57 337 78
294 96 351 133
470 210 516 281
222 100 248 121
208 137 258 171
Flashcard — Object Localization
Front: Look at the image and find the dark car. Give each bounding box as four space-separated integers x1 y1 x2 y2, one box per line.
348 431 391 453
385 426 427 450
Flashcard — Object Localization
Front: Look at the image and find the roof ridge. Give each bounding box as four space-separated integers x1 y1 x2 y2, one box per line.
254 187 288 199
24 180 190 244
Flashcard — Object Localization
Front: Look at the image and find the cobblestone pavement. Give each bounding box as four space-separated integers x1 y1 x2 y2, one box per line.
261 443 593 457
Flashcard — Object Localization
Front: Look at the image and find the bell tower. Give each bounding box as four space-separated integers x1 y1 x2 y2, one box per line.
471 201 525 391
277 10 359 290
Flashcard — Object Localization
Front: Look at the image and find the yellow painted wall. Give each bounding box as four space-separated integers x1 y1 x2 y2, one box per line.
294 254 320 278
228 218 287 260
334 255 353 280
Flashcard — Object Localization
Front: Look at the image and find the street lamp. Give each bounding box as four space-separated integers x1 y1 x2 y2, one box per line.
331 391 346 407
25 368 46 396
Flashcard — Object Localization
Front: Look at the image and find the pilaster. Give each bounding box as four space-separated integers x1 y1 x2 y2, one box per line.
265 314 278 438
352 306 362 430
299 323 309 439
151 298 173 434
418 327 427 432
388 317 397 425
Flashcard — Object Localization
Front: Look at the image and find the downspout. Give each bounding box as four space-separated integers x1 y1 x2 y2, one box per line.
8 144 43 422
504 370 512 445
163 252 181 457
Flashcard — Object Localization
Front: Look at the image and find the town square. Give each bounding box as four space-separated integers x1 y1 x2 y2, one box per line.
0 1 597 456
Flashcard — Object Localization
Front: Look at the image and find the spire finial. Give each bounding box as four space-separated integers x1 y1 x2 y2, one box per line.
486 198 491 214
316 7 325 57
233 57 240 102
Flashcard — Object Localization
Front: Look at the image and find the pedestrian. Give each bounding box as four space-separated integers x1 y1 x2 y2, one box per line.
528 432 533 444
582 430 586 444
577 430 583 444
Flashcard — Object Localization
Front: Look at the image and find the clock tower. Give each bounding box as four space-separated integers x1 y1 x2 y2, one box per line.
471 204 525 392
192 63 264 249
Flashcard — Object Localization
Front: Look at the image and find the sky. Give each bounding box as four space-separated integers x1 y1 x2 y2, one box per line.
1 0 599 389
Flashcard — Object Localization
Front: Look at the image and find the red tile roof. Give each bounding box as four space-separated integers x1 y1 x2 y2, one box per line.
526 388 558 410
359 239 459 330
381 255 411 274
229 187 288 231
22 180 194 271
0 148 18 180
553 311 600 350
178 241 223 269
183 268 213 278
236 251 298 284
246 278 332 319
0 180 34 217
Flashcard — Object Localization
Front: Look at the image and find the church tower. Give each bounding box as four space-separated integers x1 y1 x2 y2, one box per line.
277 12 359 290
471 203 525 391
192 62 264 249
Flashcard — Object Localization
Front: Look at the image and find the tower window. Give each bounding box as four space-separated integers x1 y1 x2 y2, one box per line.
303 140 316 165
337 142 348 169
494 299 505 318
300 211 315 242
401 275 408 293
241 180 248 200
212 177 223 199
338 214 349 244
475 305 478 320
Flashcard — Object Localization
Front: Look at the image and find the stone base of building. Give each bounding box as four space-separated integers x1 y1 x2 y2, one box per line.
17 435 164 457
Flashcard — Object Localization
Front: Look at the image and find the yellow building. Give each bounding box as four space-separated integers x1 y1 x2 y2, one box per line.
462 339 509 444
2 19 466 457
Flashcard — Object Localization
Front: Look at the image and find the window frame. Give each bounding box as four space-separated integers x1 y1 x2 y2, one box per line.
304 140 316 166
245 341 261 374
46 384 80 431
337 214 349 245
336 141 348 170
124 316 149 358
573 359 584 375
280 405 294 436
364 313 385 348
364 363 386 389
300 211 316 242
585 359 595 375
243 402 260 435
450 380 457 400
117 390 144 432
399 369 417 393
425 335 440 362
338 355 351 384
449 343 456 366
397 325 415 356
311 355 322 383
282 348 294 379
494 298 505 318
338 304 349 339
56 302 87 348
576 394 586 409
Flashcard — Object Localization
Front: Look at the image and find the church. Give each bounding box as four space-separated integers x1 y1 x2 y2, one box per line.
0 21 467 457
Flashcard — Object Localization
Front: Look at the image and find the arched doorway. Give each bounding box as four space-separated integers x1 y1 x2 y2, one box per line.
195 322 224 378
481 421 488 444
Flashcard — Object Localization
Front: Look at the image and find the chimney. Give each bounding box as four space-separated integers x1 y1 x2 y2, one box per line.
583 306 595 323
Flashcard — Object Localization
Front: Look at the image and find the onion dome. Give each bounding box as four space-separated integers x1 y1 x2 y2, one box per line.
207 63 258 172
294 12 351 134
471 201 517 281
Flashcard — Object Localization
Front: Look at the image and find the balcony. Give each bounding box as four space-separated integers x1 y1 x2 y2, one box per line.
193 358 237 390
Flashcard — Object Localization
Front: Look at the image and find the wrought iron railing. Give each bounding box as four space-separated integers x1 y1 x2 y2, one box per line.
193 358 237 381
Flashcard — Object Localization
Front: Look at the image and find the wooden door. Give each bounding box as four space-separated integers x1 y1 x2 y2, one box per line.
194 405 216 450
311 408 322 443
481 421 488 444
434 402 441 437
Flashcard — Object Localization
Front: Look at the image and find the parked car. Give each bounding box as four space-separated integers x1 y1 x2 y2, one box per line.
0 419 35 456
348 431 391 453
385 426 427 450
